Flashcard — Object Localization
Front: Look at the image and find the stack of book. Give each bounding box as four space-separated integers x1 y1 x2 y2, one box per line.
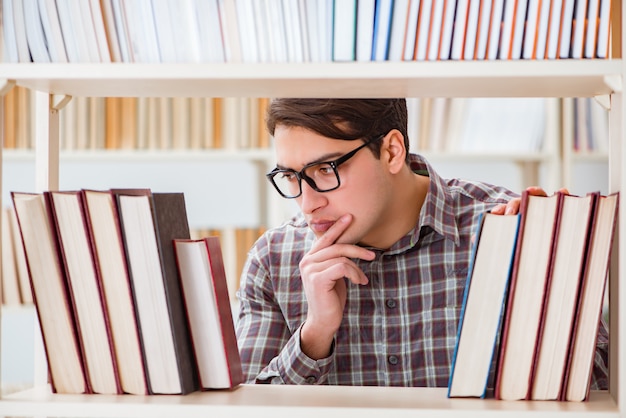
448 190 618 401
10 189 243 395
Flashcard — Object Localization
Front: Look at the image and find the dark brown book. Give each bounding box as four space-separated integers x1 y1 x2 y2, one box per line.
174 236 243 389
116 191 199 395
563 192 619 401
81 189 149 395
495 191 562 401
11 192 88 394
46 190 121 395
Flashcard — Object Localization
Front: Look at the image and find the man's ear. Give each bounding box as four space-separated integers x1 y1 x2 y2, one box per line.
382 129 407 174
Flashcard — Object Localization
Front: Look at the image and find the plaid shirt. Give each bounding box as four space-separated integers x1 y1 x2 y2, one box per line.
235 153 609 388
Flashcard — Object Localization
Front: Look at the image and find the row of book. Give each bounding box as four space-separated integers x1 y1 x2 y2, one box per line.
1 203 265 306
1 0 613 64
3 87 608 155
3 87 271 150
10 188 244 395
448 190 618 401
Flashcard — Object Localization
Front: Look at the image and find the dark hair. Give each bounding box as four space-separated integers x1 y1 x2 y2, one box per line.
265 98 409 160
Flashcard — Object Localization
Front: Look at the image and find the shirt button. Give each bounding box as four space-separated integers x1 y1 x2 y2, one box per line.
388 355 399 365
386 299 397 309
305 376 317 384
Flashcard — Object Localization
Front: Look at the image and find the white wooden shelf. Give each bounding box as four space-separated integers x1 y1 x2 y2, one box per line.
0 385 618 418
0 61 622 99
1 57 624 417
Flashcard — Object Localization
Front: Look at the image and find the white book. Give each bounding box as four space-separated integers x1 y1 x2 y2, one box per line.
110 0 132 62
473 0 493 60
180 0 203 62
415 0 434 61
332 0 357 61
23 0 51 62
76 0 101 62
497 0 516 59
253 0 271 62
509 0 529 59
236 0 259 62
195 0 226 62
13 0 32 62
99 0 122 62
596 0 611 58
218 0 242 62
122 0 161 62
319 0 335 61
545 0 564 59
266 0 288 62
558 0 575 58
438 0 457 60
521 0 540 59
2 0 19 62
37 0 68 62
584 0 601 58
356 0 376 61
531 0 551 59
426 0 446 60
401 0 419 61
152 0 178 62
283 0 305 62
297 0 311 61
570 0 588 58
371 0 393 61
304 0 321 61
463 0 481 60
387 0 410 61
89 0 111 62
450 0 469 60
485 0 504 59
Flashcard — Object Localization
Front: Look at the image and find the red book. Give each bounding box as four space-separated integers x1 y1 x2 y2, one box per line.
495 191 562 400
174 236 244 389
563 192 619 401
81 189 149 395
11 192 88 394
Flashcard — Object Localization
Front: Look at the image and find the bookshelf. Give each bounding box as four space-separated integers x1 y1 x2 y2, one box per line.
0 59 623 417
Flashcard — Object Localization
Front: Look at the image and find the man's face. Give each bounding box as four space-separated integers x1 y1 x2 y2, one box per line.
273 125 392 246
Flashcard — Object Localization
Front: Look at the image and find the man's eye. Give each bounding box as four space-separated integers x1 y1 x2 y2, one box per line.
317 164 334 175
280 172 297 181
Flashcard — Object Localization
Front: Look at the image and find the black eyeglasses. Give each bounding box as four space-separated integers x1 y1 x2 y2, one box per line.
266 136 381 199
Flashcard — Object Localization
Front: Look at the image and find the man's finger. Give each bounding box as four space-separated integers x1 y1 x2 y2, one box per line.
310 213 352 253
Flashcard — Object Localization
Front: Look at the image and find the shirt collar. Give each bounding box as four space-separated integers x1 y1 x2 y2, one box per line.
381 154 460 255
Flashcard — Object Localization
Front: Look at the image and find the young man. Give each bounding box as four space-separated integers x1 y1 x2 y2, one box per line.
235 98 608 388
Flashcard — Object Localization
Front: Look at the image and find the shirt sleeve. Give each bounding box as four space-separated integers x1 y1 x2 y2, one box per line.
235 248 334 385
589 316 609 391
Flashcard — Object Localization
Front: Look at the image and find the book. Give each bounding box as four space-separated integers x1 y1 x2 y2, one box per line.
116 191 199 394
544 0 564 59
447 212 520 398
485 0 505 60
595 0 611 58
371 0 393 60
495 191 561 401
18 0 50 62
557 0 576 59
2 207 22 305
36 0 68 62
564 192 619 401
332 0 357 61
11 192 88 394
570 0 588 58
8 205 32 303
437 0 458 60
173 237 244 389
46 190 121 394
81 189 149 395
386 0 410 61
450 0 470 60
530 192 597 401
402 0 419 61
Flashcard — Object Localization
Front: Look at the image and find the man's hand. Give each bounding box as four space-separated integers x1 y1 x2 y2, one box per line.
491 186 568 215
298 214 375 360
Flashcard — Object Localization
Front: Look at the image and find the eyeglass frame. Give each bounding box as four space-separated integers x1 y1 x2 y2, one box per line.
266 134 383 199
